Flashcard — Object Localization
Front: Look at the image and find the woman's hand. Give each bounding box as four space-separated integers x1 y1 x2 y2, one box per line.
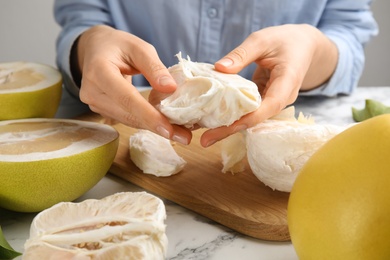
76 25 191 145
200 24 338 147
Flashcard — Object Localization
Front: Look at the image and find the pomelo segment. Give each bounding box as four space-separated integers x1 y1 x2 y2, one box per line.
129 130 186 177
0 62 62 120
246 107 347 192
0 118 119 212
158 52 261 129
24 192 167 260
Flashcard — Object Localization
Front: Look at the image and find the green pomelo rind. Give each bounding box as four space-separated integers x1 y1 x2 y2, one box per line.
0 80 62 120
0 135 119 213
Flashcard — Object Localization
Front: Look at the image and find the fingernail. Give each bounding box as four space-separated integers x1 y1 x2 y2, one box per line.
159 76 175 87
218 58 233 67
234 124 247 132
156 126 170 139
205 139 217 147
172 133 189 145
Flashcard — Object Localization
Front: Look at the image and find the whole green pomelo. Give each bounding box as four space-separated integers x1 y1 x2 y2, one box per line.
0 62 62 120
0 118 119 212
288 114 390 259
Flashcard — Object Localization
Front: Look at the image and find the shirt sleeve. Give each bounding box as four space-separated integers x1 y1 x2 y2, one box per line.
301 0 378 97
53 0 113 97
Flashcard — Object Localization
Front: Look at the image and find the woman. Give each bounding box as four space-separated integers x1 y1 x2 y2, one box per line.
54 0 378 146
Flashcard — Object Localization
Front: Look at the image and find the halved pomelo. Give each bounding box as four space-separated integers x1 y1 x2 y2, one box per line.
0 62 62 120
0 118 119 212
24 192 167 260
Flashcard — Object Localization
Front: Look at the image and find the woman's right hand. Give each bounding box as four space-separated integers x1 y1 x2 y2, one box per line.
75 25 191 145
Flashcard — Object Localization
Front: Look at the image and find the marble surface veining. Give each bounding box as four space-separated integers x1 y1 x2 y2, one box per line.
1 86 389 260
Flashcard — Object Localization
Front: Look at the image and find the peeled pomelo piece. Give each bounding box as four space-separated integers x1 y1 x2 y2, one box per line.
220 131 247 174
0 118 119 212
159 52 261 129
24 192 168 260
0 62 62 120
129 130 186 177
246 107 346 192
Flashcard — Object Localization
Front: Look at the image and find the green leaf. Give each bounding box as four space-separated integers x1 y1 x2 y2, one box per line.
352 99 390 122
0 226 22 260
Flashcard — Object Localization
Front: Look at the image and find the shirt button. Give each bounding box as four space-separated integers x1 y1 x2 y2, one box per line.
207 8 218 18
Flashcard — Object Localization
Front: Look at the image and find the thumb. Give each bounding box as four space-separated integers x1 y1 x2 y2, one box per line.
215 47 250 74
143 62 177 94
130 45 177 93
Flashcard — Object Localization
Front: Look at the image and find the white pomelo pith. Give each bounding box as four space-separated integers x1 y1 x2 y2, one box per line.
158 53 261 128
129 130 187 177
0 62 62 120
0 118 119 212
24 192 168 260
246 107 347 192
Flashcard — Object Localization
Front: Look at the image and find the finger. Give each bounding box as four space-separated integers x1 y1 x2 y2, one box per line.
82 50 175 127
215 46 249 74
199 118 249 148
215 32 264 74
80 62 142 120
86 89 146 129
126 39 177 93
88 88 192 145
252 66 270 95
81 65 191 144
170 124 193 145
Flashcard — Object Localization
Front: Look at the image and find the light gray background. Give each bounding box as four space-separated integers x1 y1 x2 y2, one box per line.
0 0 389 86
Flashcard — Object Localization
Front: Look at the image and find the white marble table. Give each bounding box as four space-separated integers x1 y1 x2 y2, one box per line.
1 86 389 260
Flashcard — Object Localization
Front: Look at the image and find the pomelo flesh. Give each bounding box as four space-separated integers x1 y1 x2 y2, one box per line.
0 62 62 120
0 118 119 212
23 192 168 260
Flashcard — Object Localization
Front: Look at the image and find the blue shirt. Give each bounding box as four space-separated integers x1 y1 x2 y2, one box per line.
54 0 378 98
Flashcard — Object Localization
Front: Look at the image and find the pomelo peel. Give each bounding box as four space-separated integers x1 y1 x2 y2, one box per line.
288 114 390 259
0 62 62 120
0 118 119 212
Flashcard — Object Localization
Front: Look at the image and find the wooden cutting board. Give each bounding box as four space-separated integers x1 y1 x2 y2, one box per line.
77 92 290 242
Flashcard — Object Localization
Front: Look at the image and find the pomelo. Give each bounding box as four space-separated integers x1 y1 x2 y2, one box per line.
246 106 346 192
0 118 119 212
129 129 186 177
157 52 261 129
24 192 167 260
0 62 62 120
288 114 390 259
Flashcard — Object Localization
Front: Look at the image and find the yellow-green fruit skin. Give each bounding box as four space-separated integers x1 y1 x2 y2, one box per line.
288 114 390 260
0 138 119 212
0 81 62 120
